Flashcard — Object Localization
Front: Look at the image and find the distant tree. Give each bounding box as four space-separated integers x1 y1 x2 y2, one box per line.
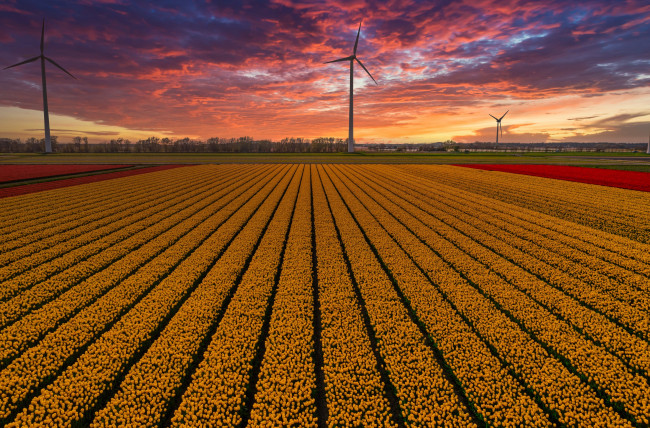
73 136 82 152
50 136 58 152
443 139 458 152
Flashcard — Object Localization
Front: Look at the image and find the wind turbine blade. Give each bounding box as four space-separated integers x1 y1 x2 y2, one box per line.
500 122 503 138
353 22 362 55
355 57 377 84
489 114 497 120
4 56 40 70
41 19 45 53
499 110 509 120
45 56 77 79
325 56 353 64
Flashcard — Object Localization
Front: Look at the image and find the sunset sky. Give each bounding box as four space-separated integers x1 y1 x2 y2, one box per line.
1 0 649 144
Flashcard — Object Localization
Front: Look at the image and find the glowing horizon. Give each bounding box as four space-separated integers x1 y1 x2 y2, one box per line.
1 0 649 144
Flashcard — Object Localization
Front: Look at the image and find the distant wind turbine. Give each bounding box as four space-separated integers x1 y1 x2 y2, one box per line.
324 22 377 153
647 131 650 154
489 110 508 144
4 19 76 153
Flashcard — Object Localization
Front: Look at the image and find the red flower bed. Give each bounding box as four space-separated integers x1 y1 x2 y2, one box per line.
0 164 133 183
456 164 650 192
0 165 186 199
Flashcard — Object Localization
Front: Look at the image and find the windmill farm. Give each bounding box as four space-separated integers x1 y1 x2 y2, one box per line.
1 20 522 153
1 6 650 428
4 20 649 152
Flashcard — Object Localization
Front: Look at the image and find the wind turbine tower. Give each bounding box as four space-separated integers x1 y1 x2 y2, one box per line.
647 131 650 154
325 22 377 153
489 110 509 144
4 19 76 153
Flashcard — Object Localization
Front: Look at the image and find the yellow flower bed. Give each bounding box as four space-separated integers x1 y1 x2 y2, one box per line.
1 163 649 427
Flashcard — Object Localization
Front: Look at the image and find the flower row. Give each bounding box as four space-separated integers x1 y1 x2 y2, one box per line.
310 165 396 427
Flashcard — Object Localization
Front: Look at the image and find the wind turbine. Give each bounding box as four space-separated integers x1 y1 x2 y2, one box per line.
4 19 76 153
647 131 650 155
489 110 508 144
324 22 377 153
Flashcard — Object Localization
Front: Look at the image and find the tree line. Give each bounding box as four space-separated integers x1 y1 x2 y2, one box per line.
1 137 645 153
0 136 348 153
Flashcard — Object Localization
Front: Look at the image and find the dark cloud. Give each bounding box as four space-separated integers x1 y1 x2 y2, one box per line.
591 113 649 127
568 115 600 121
561 120 650 143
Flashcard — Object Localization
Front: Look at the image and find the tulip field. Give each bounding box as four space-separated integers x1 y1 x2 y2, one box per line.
1 163 650 427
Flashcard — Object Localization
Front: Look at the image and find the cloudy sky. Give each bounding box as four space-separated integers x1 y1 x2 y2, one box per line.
0 0 649 143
